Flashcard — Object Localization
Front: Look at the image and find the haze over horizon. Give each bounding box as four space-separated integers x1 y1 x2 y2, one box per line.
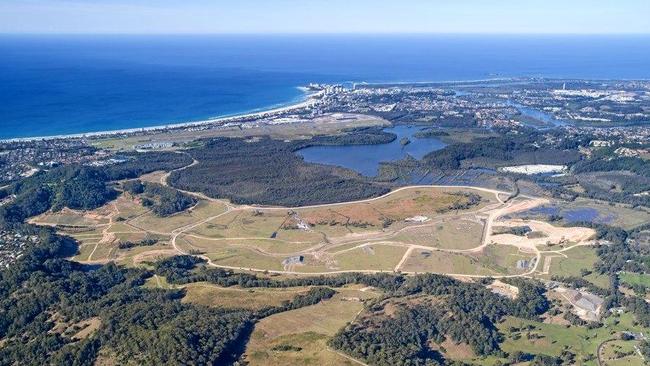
1 0 649 35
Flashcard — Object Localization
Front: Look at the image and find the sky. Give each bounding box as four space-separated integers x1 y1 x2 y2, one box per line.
0 0 649 35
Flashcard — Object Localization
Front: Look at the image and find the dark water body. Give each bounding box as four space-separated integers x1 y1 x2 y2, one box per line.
523 205 615 224
297 125 446 177
2 34 650 139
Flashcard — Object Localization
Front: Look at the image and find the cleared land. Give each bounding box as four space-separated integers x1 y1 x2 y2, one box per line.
92 113 389 151
32 183 599 281
181 283 312 310
499 312 648 366
620 272 650 288
244 289 377 366
599 340 645 366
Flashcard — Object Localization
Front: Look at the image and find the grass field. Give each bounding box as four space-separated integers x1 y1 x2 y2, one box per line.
392 218 484 249
207 247 285 271
165 187 506 274
188 187 491 247
31 184 600 280
498 312 648 365
189 210 289 239
129 200 228 233
541 246 609 288
333 244 407 271
401 249 499 275
599 340 645 366
114 243 172 267
180 235 315 255
620 272 650 288
477 245 534 275
296 186 492 230
67 227 104 238
74 243 97 262
143 274 176 289
106 222 143 234
89 242 117 262
181 283 311 309
31 209 109 227
244 290 373 366
397 244 533 276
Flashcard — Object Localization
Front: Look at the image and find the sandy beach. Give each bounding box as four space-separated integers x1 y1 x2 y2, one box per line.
0 88 322 143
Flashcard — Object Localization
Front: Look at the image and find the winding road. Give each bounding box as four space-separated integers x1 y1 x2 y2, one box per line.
37 154 596 280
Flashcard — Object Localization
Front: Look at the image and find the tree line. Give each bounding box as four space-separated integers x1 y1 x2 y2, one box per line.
0 152 192 225
0 223 341 364
153 255 550 365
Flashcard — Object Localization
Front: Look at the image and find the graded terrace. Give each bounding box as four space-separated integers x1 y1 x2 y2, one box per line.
3 79 650 365
31 181 599 282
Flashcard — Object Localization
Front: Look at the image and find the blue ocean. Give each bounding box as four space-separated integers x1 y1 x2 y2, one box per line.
1 34 650 139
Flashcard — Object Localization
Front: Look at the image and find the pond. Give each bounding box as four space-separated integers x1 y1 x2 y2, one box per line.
523 205 615 224
297 125 447 177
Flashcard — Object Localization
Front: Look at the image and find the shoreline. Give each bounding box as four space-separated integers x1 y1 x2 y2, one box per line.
0 77 522 143
3 76 648 143
0 87 319 143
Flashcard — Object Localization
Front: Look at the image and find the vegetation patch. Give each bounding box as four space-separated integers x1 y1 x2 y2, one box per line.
168 136 389 206
124 180 197 217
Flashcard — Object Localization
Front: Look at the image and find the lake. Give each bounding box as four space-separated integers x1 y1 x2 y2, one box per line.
297 125 446 177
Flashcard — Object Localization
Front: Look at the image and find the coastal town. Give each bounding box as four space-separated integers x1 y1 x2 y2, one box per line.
2 79 649 188
1 78 650 366
3 0 650 364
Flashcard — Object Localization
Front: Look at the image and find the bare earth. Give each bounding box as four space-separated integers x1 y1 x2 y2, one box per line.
31 176 598 280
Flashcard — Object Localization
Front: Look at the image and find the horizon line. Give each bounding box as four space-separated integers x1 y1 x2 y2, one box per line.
2 32 650 37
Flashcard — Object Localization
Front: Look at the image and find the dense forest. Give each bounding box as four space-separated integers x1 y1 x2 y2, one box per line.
0 220 252 364
573 156 650 179
1 127 649 364
168 136 389 206
413 128 450 139
0 152 192 225
0 224 342 364
423 129 580 170
567 155 650 206
124 180 197 217
153 255 550 365
292 126 397 148
329 276 548 365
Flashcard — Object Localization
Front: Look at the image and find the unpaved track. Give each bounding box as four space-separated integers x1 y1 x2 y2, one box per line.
184 188 582 279
89 202 119 261
63 176 595 279
394 246 415 272
162 155 515 210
